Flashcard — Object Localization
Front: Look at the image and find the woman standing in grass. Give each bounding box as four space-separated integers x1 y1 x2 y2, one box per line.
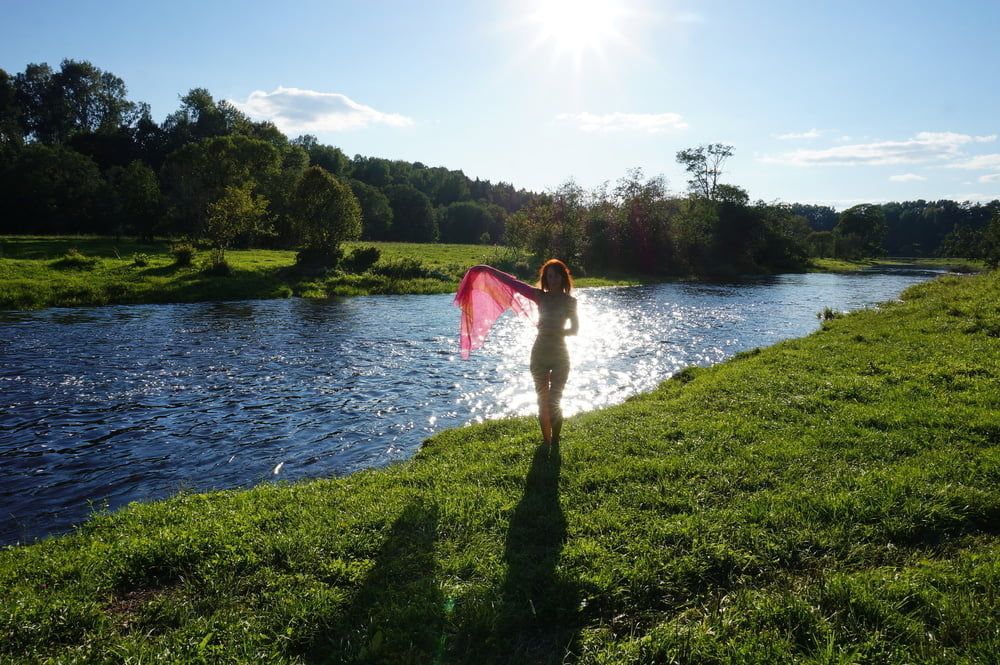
454 259 579 445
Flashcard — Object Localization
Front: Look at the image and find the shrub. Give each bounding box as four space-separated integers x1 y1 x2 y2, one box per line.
370 258 432 280
481 246 534 279
342 246 381 274
295 247 343 274
172 243 196 267
52 248 97 269
202 249 231 276
131 253 150 268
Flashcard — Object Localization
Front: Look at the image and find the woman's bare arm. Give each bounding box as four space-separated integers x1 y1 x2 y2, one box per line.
564 298 579 336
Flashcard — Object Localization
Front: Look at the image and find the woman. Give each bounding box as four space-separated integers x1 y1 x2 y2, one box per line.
454 259 578 445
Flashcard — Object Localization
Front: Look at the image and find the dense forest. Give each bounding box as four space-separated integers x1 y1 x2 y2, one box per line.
1 59 998 275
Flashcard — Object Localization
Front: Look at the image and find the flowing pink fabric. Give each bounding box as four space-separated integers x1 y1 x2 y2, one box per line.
453 265 539 359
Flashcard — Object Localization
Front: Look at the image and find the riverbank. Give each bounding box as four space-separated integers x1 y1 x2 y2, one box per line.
2 270 997 662
0 236 639 310
809 256 984 273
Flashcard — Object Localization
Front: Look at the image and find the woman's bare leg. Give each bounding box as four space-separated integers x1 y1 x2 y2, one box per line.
533 370 553 444
549 365 569 445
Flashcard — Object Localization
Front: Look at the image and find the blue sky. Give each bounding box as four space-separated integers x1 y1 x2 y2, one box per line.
4 0 1000 207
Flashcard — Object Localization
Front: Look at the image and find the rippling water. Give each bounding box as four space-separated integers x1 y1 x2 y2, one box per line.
0 269 940 545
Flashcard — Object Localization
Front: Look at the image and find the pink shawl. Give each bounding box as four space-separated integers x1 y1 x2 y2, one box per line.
453 265 539 359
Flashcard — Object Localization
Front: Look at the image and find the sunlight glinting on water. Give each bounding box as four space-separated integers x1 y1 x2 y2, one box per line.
455 286 738 422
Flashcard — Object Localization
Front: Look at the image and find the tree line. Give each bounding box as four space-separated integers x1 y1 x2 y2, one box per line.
0 59 533 267
1 59 997 274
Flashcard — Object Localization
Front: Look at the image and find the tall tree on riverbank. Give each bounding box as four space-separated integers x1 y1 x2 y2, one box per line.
291 166 362 268
676 143 734 201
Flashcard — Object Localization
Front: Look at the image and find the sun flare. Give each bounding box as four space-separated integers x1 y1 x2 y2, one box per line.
529 0 627 57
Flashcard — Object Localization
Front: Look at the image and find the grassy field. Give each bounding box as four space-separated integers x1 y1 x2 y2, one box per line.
0 236 639 310
1 267 997 662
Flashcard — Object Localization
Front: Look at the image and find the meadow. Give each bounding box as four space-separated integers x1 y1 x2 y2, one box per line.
0 236 638 310
1 265 996 663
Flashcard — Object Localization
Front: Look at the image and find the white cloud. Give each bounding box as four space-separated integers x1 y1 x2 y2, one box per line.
556 112 688 133
776 128 822 140
888 173 926 182
947 154 1000 170
229 86 413 134
762 131 994 167
979 173 1000 184
975 134 998 143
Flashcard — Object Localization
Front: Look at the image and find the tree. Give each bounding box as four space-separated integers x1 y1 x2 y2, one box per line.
438 201 495 244
676 143 734 200
0 143 103 233
161 134 280 237
204 182 269 259
0 68 23 147
982 213 1000 269
349 179 393 240
292 135 350 177
107 160 162 241
834 203 887 258
384 184 437 242
291 166 361 265
13 60 136 145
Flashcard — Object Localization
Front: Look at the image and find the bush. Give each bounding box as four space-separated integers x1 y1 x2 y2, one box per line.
295 247 343 274
131 253 150 268
201 249 231 276
342 246 381 274
370 258 432 280
172 243 196 267
481 246 534 279
52 248 97 270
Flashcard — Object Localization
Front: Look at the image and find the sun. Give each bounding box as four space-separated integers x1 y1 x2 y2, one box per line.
528 0 628 59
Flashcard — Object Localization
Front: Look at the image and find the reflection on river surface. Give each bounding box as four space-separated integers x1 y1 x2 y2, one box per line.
0 269 942 544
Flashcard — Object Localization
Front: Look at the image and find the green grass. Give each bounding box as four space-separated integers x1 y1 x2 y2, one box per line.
810 256 985 273
0 236 641 309
2 269 998 663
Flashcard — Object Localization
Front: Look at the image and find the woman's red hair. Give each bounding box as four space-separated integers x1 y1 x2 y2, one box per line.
538 258 573 294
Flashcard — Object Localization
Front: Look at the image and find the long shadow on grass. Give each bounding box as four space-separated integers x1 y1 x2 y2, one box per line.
492 442 581 663
302 500 444 664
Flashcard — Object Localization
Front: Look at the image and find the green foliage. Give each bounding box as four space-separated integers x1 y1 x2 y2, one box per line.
370 257 433 279
982 213 1000 269
130 252 149 267
0 143 104 234
291 166 361 259
170 242 195 267
107 160 162 241
160 134 281 238
203 182 269 255
200 248 230 276
349 179 394 240
834 204 888 259
342 245 381 274
384 184 437 243
675 143 734 200
51 247 96 269
438 200 497 244
1 271 998 662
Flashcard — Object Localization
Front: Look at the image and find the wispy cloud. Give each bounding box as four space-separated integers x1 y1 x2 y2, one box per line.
229 86 414 134
979 173 1000 184
946 153 1000 170
762 132 997 167
556 112 688 133
888 173 926 182
776 128 823 140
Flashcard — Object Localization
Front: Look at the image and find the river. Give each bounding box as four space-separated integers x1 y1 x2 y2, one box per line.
0 268 943 545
